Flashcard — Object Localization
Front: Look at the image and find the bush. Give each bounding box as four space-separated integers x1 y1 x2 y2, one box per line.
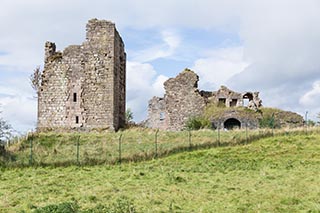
259 115 279 129
185 117 211 130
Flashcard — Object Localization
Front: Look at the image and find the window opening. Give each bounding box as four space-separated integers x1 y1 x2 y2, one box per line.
160 112 165 121
73 93 77 102
218 98 226 107
230 99 238 107
76 116 79 124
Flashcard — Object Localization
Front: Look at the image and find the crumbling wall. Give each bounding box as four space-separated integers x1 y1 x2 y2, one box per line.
38 19 126 131
164 69 206 130
145 97 168 129
145 69 206 130
145 69 265 131
209 86 243 107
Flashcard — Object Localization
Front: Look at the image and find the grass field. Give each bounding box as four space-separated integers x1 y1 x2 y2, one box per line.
1 131 320 212
2 128 276 167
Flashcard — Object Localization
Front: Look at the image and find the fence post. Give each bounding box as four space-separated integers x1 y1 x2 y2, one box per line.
217 123 221 147
155 129 159 158
270 113 275 137
76 135 80 165
188 130 192 149
119 133 123 165
29 138 33 166
305 111 308 135
245 122 248 144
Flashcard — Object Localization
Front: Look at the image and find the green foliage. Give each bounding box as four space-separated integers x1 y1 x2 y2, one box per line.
203 104 257 121
0 111 12 143
185 116 211 130
259 114 277 128
307 120 316 127
125 108 133 123
259 107 304 128
33 201 79 213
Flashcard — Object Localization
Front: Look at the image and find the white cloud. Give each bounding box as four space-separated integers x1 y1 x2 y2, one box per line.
0 78 37 134
130 30 181 62
192 47 249 90
1 96 37 134
126 61 168 122
232 0 320 88
299 81 320 107
1 0 320 130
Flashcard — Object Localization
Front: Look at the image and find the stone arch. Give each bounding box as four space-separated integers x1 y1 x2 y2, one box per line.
243 92 253 100
224 118 241 130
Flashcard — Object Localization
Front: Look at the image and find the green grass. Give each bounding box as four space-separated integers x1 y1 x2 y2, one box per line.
1 132 320 212
2 128 276 167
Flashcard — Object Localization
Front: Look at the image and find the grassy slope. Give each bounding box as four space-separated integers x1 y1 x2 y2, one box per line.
3 129 271 167
1 133 320 212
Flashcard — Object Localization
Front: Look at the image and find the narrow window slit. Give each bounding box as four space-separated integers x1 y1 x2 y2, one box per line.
76 116 79 124
73 93 77 102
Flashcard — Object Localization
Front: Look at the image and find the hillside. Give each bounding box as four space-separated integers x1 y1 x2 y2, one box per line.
1 132 320 212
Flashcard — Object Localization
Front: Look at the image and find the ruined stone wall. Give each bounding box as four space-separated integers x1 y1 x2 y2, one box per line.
207 86 243 107
164 69 206 130
38 19 126 131
145 97 168 130
113 30 126 128
145 69 265 131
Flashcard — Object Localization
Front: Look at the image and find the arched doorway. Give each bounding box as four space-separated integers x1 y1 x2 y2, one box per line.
224 118 241 130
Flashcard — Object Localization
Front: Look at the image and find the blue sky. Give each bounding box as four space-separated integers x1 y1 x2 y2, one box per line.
1 0 320 134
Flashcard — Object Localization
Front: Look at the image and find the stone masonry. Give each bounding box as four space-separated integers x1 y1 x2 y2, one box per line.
38 19 126 131
145 69 206 131
145 68 263 130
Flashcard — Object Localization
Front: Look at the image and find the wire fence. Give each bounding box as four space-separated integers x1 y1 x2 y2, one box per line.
1 126 318 168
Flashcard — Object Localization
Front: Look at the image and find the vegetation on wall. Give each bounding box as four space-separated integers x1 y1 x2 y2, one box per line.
258 107 304 128
201 104 304 129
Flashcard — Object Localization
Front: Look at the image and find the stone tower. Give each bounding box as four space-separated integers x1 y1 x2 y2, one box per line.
38 19 126 131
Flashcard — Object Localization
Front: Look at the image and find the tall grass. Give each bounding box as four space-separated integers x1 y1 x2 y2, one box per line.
2 126 318 168
1 131 320 212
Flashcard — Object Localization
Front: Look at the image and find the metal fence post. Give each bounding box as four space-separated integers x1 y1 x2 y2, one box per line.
76 135 80 165
119 133 123 164
245 122 248 144
305 111 308 135
155 129 159 158
271 113 275 137
29 138 33 166
217 123 221 147
188 130 192 149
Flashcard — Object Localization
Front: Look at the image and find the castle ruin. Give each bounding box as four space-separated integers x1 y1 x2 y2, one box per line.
145 69 263 131
38 19 126 131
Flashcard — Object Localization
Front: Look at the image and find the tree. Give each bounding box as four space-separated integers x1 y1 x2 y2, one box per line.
125 108 134 124
0 111 12 144
29 66 43 97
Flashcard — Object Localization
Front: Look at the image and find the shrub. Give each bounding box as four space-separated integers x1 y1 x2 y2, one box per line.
185 117 211 130
259 115 279 129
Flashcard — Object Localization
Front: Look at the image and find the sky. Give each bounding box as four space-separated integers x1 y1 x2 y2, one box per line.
0 0 320 134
